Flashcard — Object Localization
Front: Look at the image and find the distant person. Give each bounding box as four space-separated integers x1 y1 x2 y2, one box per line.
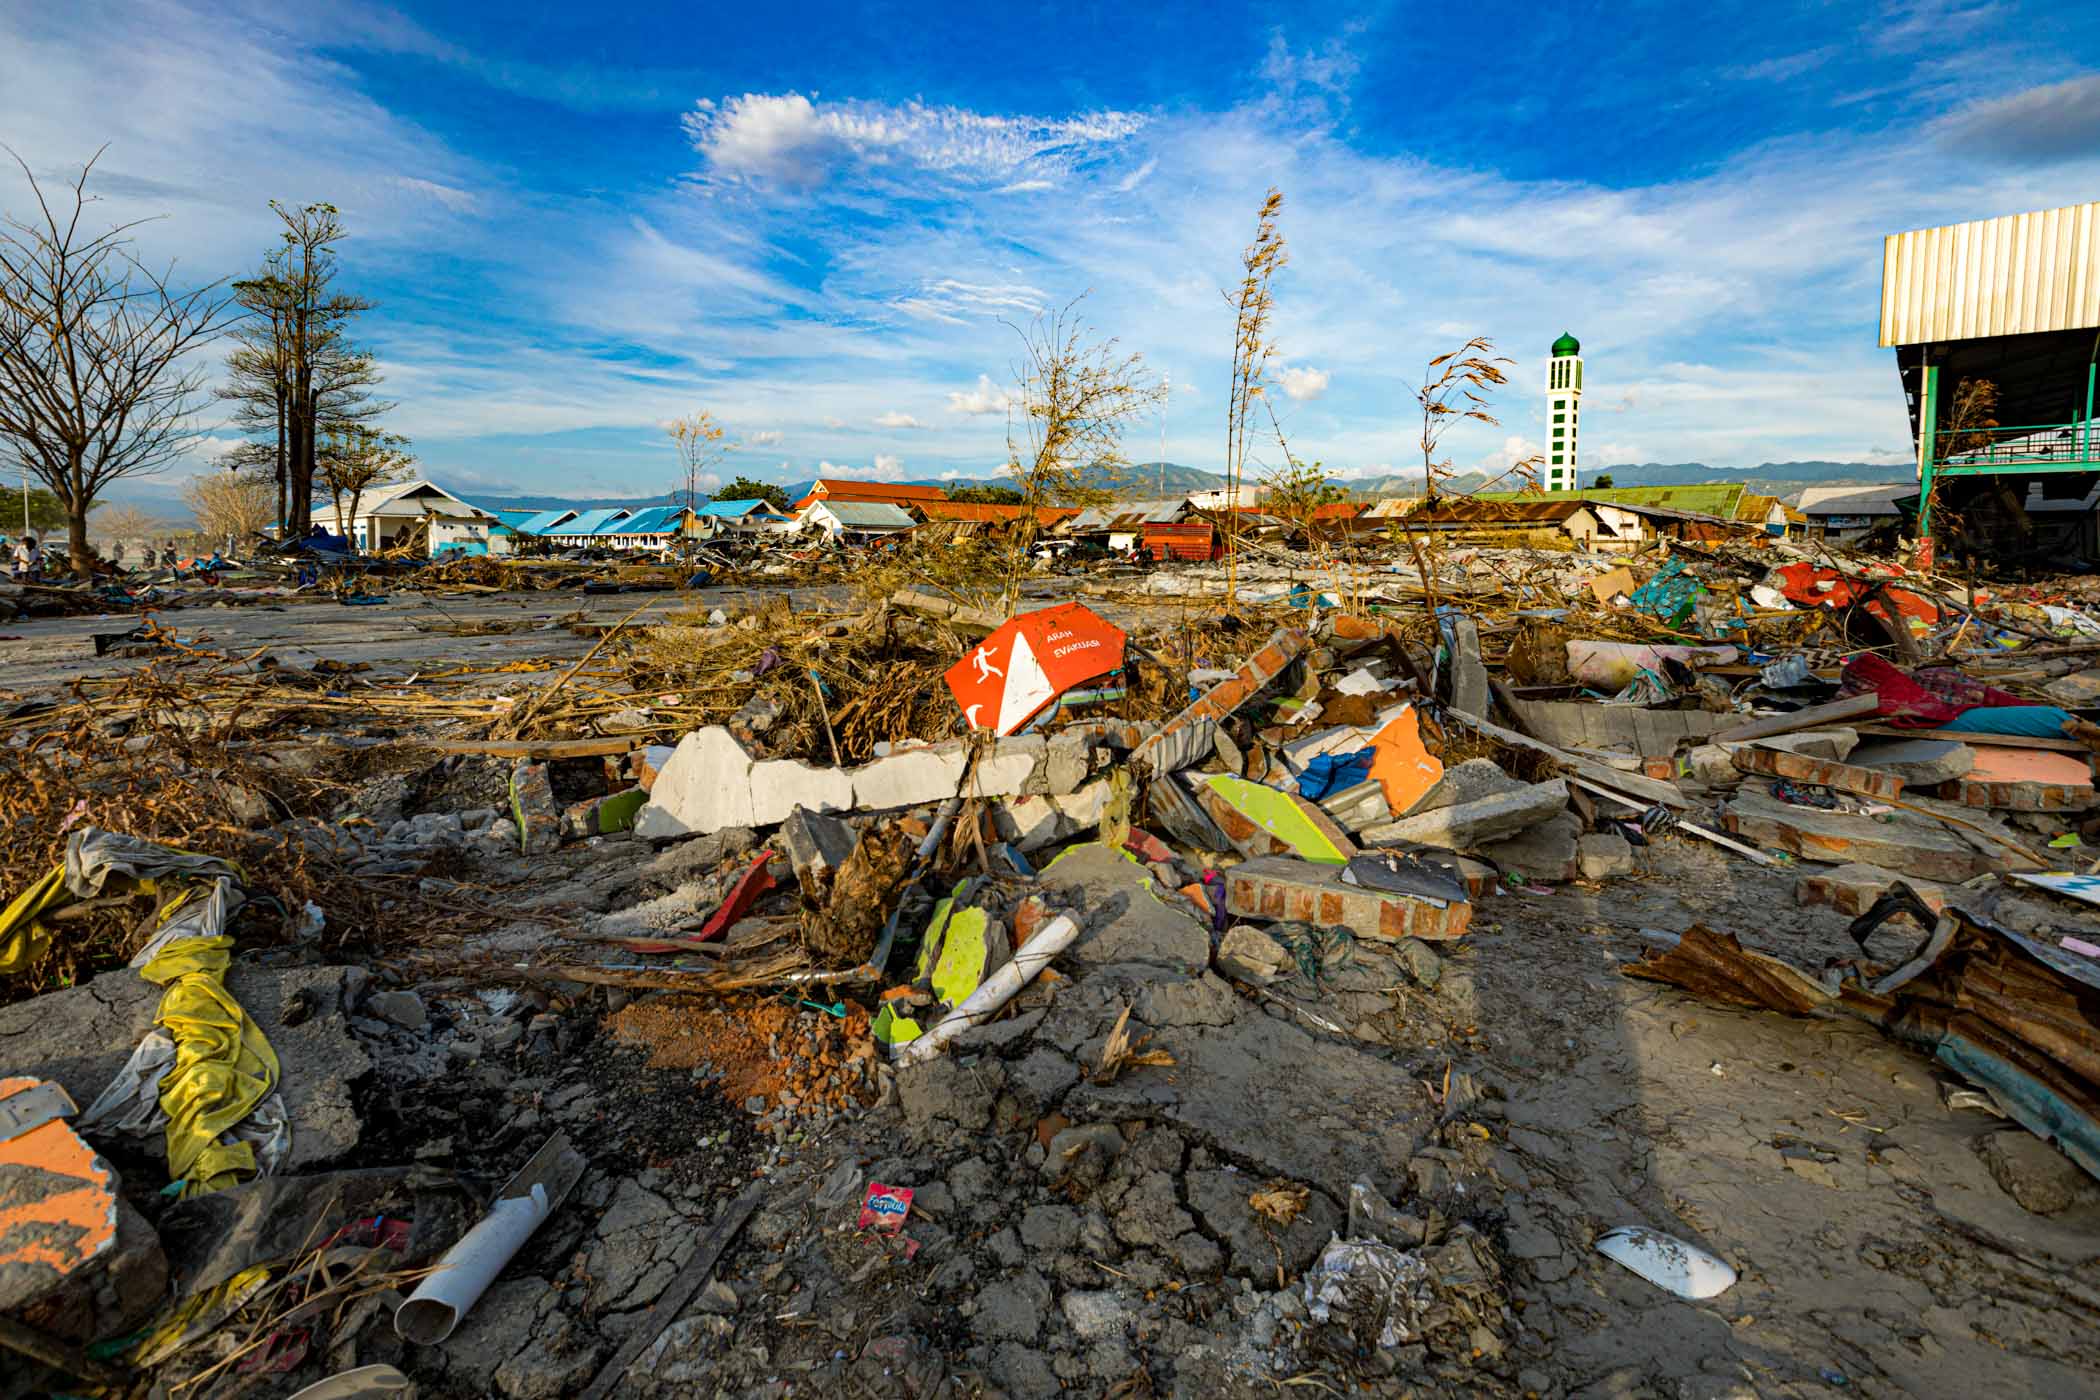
111 540 127 568
11 532 42 582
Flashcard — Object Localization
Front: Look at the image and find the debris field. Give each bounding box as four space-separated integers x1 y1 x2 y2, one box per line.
3 531 2100 1400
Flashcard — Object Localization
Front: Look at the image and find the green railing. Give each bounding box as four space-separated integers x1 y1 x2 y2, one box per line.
1935 418 2100 474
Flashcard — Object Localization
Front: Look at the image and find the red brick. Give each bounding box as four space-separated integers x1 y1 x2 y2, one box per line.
1223 855 1473 941
1929 778 2097 812
1732 745 1906 799
1795 863 1949 919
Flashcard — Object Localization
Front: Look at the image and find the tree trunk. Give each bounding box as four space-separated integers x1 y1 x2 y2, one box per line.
274 388 287 536
64 456 91 577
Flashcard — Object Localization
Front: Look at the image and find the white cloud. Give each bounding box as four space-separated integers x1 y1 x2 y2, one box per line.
998 179 1053 194
1113 158 1157 193
1280 366 1331 401
873 410 926 429
746 429 783 447
391 175 479 212
946 374 1015 416
816 455 907 481
682 91 1143 192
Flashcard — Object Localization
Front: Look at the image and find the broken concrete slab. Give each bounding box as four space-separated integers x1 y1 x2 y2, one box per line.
1682 744 1740 787
1576 831 1636 880
853 745 969 811
971 734 1045 798
1794 863 1950 919
1731 745 1906 799
1214 925 1290 986
1477 810 1581 883
2042 669 2100 706
1501 696 1730 757
1197 775 1357 864
1410 757 1528 814
1847 737 1976 786
996 781 1112 854
1447 613 1489 717
0 965 371 1171
1038 843 1212 972
1756 728 1860 761
748 756 856 827
1931 744 2097 812
1721 790 2003 882
1362 779 1567 850
634 727 757 839
1223 855 1473 941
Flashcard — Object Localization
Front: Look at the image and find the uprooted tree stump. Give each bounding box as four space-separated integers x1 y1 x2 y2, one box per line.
799 824 913 965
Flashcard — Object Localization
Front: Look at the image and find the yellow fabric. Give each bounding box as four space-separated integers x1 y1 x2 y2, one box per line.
126 1263 274 1367
0 862 72 976
138 916 280 1198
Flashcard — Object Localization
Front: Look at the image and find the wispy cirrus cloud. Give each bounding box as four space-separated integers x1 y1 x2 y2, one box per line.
681 92 1144 192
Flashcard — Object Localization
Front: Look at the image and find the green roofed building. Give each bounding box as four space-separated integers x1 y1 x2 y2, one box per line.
1474 482 1748 518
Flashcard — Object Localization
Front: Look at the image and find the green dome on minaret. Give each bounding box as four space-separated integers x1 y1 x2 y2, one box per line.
1551 331 1580 357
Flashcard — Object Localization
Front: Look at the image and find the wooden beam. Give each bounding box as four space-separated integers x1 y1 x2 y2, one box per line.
433 736 639 759
1712 693 1881 744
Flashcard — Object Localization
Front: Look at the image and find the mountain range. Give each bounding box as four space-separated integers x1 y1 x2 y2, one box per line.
103 457 1911 524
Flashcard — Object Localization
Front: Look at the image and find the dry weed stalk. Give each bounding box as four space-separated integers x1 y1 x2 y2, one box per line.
1249 1177 1310 1287
1223 188 1287 609
1091 1004 1175 1085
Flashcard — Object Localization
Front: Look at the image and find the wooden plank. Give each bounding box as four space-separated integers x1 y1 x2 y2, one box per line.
434 736 638 759
1852 723 2088 753
575 1180 765 1400
1712 693 1881 744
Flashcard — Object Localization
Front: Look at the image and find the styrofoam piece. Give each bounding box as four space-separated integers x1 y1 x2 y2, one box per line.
1594 1226 1736 1299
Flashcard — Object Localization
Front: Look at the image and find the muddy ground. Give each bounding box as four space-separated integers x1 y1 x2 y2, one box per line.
5 584 2099 1399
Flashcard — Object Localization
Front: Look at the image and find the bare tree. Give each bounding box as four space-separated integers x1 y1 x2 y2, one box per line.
320 425 414 548
667 413 731 509
90 503 164 545
1001 296 1165 613
1223 189 1287 607
216 255 295 529
180 471 275 542
227 203 378 538
0 149 232 573
1416 338 1513 503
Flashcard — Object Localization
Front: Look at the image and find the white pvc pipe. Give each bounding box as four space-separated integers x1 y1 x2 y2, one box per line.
898 913 1082 1066
394 1186 555 1344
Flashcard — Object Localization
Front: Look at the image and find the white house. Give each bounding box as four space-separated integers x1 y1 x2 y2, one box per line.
799 500 917 540
334 480 506 557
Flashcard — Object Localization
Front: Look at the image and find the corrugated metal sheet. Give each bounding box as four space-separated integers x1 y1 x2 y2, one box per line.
1880 202 2100 346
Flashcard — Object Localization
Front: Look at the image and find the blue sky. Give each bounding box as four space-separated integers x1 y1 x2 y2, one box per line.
4 0 2099 503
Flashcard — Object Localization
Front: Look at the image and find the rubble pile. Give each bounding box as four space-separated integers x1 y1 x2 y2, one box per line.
6 534 2100 1398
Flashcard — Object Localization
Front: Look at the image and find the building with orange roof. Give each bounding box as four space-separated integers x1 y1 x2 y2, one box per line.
788 479 949 512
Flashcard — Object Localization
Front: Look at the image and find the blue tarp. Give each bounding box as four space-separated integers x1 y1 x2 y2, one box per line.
1297 749 1374 801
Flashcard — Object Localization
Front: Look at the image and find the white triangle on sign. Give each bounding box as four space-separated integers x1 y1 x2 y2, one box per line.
995 631 1056 734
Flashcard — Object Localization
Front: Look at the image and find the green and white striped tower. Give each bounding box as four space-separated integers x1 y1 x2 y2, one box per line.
1546 331 1582 492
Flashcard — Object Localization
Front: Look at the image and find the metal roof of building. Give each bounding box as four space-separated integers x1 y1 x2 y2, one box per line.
696 498 788 518
602 506 683 534
512 509 577 534
812 501 918 529
1880 201 2100 347
1797 484 1916 517
560 508 631 535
